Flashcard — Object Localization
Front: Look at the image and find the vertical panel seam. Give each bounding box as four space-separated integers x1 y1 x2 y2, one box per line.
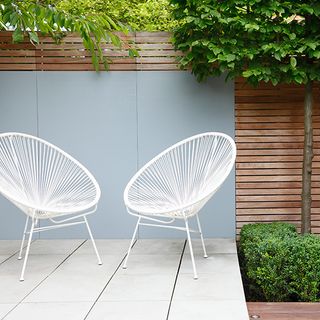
35 71 39 137
35 71 40 239
135 35 140 238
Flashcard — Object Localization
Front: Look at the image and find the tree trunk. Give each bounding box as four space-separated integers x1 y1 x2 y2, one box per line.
301 79 314 234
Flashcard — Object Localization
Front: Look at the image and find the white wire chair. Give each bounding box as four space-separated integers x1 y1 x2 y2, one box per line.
123 132 236 279
0 132 102 281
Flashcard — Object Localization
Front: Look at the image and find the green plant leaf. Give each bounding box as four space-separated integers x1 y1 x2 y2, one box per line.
290 56 297 68
28 31 39 44
12 28 24 43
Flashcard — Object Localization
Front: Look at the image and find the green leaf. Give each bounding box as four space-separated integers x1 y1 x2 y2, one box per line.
226 54 236 62
242 70 252 77
313 51 320 59
12 29 24 43
28 32 39 44
290 56 297 68
289 33 296 40
274 52 281 61
129 48 139 58
294 75 304 84
247 53 254 60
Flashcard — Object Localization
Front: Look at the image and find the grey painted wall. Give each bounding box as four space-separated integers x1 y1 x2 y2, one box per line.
0 71 235 239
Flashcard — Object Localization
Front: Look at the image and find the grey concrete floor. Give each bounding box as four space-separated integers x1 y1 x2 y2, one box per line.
0 239 249 320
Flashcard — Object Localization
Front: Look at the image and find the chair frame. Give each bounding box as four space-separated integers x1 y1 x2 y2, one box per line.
123 132 236 279
0 132 102 281
17 207 102 281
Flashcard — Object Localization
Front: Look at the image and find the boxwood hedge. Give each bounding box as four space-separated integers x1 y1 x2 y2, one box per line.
239 223 320 302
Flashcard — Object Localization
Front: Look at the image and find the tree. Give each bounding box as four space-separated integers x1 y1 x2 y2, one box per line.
171 0 320 234
0 0 136 70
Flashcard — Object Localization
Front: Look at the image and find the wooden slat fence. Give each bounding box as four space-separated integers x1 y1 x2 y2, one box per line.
0 31 181 71
236 78 320 235
247 302 320 320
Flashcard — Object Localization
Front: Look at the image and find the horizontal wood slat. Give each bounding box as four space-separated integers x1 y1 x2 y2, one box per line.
0 31 182 71
247 302 320 320
236 78 320 236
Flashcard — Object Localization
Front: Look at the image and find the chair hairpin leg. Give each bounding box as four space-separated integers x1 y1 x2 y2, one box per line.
196 214 208 258
84 216 102 265
20 218 35 281
123 216 141 269
185 218 198 280
18 216 29 260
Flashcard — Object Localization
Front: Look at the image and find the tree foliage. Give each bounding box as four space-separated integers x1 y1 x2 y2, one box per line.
0 0 136 70
55 0 179 32
172 0 320 234
171 0 320 84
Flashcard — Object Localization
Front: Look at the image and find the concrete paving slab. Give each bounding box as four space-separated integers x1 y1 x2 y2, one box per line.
120 254 181 275
168 300 249 320
180 253 240 275
0 238 249 320
185 238 237 255
4 302 92 320
100 274 176 301
27 239 84 255
130 239 185 255
87 301 169 320
0 304 15 319
76 239 130 255
0 255 74 303
0 255 11 264
173 272 246 301
24 254 123 302
0 241 23 255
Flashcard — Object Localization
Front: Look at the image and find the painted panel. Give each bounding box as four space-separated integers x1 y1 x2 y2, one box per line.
37 72 137 238
0 72 38 239
137 72 235 238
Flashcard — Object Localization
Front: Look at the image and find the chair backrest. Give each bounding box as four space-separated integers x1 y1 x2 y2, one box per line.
0 132 100 217
124 132 236 216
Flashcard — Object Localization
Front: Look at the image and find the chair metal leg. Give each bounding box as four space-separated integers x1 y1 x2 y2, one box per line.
196 214 208 258
18 216 29 260
185 218 198 280
20 219 35 281
84 216 102 265
123 216 141 269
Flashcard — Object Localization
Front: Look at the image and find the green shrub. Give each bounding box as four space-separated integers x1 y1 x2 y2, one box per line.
239 223 320 302
54 0 179 31
287 235 320 301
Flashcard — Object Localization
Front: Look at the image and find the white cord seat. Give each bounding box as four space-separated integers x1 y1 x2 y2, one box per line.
123 132 236 279
0 132 102 281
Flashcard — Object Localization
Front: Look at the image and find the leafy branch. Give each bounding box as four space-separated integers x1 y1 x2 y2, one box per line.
0 0 138 70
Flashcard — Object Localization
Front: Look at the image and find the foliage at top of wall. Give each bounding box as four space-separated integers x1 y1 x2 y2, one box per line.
171 0 320 85
0 0 132 70
52 0 179 31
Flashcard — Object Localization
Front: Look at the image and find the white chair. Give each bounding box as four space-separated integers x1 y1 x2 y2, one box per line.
0 132 102 281
123 132 236 279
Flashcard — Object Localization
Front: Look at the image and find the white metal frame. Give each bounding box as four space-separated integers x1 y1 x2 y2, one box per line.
0 132 102 281
123 132 236 279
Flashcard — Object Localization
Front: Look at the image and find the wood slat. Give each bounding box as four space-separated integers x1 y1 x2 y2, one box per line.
236 78 320 235
237 162 320 169
237 181 320 189
236 109 320 116
237 188 320 195
236 122 320 129
0 31 182 71
247 302 320 320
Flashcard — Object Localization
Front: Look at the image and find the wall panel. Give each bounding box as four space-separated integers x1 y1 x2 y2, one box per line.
235 78 320 236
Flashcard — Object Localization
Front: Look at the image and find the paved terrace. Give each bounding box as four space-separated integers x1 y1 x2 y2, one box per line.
0 239 249 320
